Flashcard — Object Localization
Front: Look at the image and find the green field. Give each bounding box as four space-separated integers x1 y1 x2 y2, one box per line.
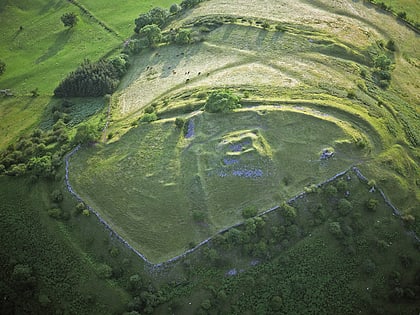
70 107 367 262
371 0 420 25
79 0 178 38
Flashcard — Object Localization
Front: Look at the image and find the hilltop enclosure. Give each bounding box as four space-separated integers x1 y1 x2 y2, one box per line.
1 0 420 314
67 0 420 263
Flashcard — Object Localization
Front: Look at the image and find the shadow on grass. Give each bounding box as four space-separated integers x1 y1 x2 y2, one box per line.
39 0 64 15
36 29 72 64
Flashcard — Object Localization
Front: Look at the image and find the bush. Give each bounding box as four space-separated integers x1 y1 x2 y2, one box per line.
328 221 343 238
175 29 192 44
96 263 112 279
338 199 352 216
134 7 169 33
140 113 158 123
170 4 181 14
242 205 258 218
50 189 63 203
47 208 62 219
386 39 396 51
366 198 379 211
280 202 297 221
204 90 241 113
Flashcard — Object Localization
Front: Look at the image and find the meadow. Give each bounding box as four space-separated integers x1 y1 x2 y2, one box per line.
0 0 178 149
78 0 178 38
70 106 367 262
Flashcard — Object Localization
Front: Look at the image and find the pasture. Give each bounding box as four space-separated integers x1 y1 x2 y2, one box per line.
79 0 179 38
70 107 366 262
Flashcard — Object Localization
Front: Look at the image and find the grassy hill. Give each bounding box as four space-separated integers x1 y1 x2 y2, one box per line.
0 0 419 314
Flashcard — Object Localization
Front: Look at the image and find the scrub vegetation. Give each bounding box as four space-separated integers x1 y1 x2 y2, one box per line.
0 0 419 314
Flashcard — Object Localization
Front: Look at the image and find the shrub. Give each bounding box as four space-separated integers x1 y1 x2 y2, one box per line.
374 53 392 70
338 199 352 216
366 198 379 211
47 208 62 219
336 179 348 192
386 39 396 51
96 263 112 279
50 189 63 203
347 89 356 99
175 29 192 44
170 4 181 14
280 202 297 221
328 221 343 238
242 205 258 218
140 113 158 123
204 90 241 113
324 185 337 196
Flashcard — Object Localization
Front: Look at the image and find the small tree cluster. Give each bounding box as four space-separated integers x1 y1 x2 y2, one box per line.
61 12 78 28
204 90 241 113
54 55 128 97
372 53 393 89
134 7 169 33
0 121 70 178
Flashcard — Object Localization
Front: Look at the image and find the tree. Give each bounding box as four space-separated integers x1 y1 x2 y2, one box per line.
280 202 297 220
242 205 258 218
61 12 78 28
204 90 241 113
0 60 6 76
337 198 352 216
149 7 169 26
175 29 192 44
366 198 379 211
374 54 392 71
134 7 168 33
170 3 181 14
73 123 99 144
139 24 162 48
328 221 343 238
96 263 112 279
27 155 53 178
